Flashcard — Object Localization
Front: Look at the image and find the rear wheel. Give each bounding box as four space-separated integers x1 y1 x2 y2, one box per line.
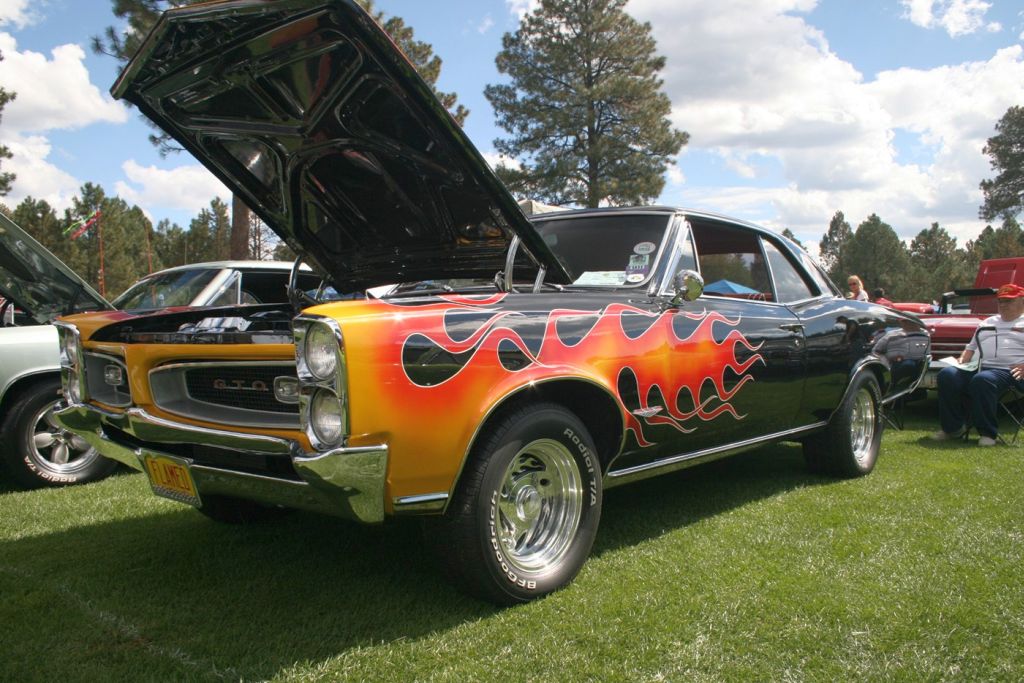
429 403 602 604
0 378 116 489
803 372 882 477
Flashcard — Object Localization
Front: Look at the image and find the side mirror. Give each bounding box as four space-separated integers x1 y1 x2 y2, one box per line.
671 270 703 305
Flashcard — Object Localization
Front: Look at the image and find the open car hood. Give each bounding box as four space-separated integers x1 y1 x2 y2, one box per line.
112 0 570 292
0 213 113 324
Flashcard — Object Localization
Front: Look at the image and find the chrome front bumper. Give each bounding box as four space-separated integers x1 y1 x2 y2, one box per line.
54 404 388 523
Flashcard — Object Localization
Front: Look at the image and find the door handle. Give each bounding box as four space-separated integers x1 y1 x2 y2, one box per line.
779 323 804 333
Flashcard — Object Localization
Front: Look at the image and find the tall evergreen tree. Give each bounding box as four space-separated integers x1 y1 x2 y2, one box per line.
781 228 804 249
980 106 1024 221
94 0 467 259
486 0 687 207
907 222 974 301
0 51 16 195
966 216 1024 261
843 214 910 299
819 210 853 282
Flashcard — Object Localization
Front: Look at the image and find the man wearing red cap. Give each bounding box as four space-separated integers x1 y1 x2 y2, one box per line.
933 283 1024 445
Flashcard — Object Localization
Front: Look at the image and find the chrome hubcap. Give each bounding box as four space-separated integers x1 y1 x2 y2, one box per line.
850 388 876 465
496 439 583 574
28 400 98 474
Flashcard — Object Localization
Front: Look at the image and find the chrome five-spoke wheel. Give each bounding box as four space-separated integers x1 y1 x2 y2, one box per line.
496 439 583 574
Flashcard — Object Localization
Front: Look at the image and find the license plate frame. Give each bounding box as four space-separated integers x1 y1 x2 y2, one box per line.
142 453 202 507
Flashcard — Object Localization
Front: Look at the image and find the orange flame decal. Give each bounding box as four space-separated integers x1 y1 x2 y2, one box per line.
392 296 763 448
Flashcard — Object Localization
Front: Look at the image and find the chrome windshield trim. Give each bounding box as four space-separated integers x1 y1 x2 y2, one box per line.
606 421 828 487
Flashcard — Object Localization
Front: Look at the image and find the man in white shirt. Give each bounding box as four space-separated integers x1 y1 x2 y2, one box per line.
933 283 1024 446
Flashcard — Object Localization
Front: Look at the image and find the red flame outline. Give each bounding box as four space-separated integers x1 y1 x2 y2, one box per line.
395 297 764 448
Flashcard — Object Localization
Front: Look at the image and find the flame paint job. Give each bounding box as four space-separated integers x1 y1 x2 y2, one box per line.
305 292 764 498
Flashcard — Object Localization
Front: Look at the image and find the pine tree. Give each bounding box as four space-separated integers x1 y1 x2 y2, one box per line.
486 0 687 207
844 214 910 299
819 211 853 282
980 106 1024 221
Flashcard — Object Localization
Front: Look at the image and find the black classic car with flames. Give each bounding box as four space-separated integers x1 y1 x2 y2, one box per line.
53 0 929 603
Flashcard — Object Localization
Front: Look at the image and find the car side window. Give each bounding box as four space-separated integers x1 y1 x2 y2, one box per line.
761 237 815 303
691 220 772 300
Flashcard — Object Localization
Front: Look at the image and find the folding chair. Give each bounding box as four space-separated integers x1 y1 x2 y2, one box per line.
972 325 1024 445
997 385 1024 445
882 396 904 430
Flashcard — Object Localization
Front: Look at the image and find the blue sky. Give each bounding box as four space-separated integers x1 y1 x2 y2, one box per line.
0 0 1022 257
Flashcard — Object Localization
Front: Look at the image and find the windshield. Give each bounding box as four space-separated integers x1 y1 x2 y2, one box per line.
112 268 222 311
533 214 670 287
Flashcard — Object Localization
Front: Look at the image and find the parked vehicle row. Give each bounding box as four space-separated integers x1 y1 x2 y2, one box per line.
0 212 319 488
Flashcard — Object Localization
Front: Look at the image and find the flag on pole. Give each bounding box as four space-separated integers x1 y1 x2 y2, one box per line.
65 209 101 240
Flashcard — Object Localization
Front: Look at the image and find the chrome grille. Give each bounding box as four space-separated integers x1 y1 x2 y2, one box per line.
185 366 298 414
150 361 299 429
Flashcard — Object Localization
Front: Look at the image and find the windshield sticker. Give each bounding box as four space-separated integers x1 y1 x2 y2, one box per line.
633 241 657 255
626 254 650 275
626 273 645 283
575 271 626 286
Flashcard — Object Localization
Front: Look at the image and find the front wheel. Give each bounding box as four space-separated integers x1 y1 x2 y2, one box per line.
429 403 603 604
803 372 882 478
0 378 116 489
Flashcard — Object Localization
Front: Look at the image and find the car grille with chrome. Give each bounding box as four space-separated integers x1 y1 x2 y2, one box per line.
149 361 300 429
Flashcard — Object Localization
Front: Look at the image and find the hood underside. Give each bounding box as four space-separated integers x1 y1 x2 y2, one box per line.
0 213 112 324
112 0 569 291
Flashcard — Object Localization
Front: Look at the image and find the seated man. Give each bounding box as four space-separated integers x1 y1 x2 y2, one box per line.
933 283 1024 446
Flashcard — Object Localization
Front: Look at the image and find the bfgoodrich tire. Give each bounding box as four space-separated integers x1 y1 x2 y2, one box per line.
0 377 116 489
429 402 603 605
803 372 882 478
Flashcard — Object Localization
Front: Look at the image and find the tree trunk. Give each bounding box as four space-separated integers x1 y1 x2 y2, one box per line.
230 194 251 259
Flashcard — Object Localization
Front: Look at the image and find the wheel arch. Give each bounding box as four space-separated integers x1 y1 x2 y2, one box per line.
447 377 625 507
0 370 60 422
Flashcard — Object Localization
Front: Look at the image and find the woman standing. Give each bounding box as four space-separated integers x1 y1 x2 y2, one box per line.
847 275 869 301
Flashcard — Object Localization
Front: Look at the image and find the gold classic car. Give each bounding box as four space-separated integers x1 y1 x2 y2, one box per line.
54 0 928 604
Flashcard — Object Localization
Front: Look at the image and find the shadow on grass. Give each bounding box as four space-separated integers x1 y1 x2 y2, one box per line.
595 441 832 554
0 442 837 679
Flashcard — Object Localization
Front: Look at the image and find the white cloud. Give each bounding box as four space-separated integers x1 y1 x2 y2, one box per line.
505 0 540 20
0 0 38 29
0 133 81 210
115 160 231 215
629 0 1024 250
478 15 495 34
0 34 127 133
899 0 1001 37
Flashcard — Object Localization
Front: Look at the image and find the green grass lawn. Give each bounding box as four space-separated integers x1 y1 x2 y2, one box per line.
1 400 1022 681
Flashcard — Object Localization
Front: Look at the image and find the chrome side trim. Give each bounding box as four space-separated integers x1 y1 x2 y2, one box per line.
393 492 449 514
605 421 828 488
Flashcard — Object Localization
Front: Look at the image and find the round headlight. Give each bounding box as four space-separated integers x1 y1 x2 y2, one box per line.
310 389 344 445
304 324 337 380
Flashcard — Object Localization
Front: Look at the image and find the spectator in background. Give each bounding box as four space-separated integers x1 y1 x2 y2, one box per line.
871 288 894 307
932 283 1024 446
846 275 869 301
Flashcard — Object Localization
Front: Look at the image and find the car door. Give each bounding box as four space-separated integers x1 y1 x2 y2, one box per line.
610 217 807 471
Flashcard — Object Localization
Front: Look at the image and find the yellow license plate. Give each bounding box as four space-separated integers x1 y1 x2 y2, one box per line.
143 454 201 507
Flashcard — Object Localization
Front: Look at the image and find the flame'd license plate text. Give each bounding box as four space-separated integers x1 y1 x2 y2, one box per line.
143 454 201 507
